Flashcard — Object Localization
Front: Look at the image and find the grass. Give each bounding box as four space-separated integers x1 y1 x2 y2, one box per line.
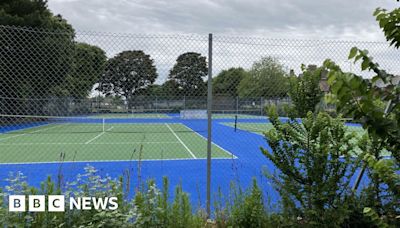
0 123 233 163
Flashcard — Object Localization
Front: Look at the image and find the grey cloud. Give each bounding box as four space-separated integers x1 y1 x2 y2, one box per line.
49 0 398 40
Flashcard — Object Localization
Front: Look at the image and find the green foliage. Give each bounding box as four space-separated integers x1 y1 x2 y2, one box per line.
0 1 75 115
238 57 290 98
0 0 71 30
324 55 400 222
324 53 400 163
97 50 158 109
214 180 274 228
229 179 268 227
213 67 248 97
262 110 362 226
374 6 400 48
322 3 400 226
363 207 389 228
0 168 208 227
63 42 107 100
168 52 208 96
289 65 325 117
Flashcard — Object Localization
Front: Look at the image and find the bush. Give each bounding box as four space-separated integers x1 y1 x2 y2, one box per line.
261 109 363 227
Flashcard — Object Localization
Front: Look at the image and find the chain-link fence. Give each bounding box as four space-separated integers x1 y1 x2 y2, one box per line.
1 25 399 214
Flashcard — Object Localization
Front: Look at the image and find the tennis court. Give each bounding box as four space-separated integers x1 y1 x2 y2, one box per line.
0 116 234 164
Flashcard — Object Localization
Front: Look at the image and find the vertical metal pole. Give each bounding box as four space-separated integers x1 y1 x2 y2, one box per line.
155 96 158 114
206 33 213 218
260 97 263 116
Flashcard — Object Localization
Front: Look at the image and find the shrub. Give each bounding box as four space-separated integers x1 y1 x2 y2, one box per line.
261 109 362 226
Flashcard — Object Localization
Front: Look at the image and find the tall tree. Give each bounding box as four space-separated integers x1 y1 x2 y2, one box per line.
213 67 247 97
97 50 158 109
62 43 107 100
169 52 208 96
238 57 289 98
0 0 75 115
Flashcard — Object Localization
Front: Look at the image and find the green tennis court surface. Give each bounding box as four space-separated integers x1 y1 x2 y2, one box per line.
0 123 233 164
89 113 171 119
212 114 266 119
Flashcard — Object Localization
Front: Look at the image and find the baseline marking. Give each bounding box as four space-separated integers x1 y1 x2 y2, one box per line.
165 123 197 159
0 141 180 146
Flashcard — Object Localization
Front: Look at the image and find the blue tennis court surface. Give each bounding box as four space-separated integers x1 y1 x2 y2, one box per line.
0 114 370 209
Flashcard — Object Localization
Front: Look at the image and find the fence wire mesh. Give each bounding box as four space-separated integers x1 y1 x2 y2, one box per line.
0 25 399 208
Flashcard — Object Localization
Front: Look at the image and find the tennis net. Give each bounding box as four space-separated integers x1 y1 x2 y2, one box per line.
0 114 201 134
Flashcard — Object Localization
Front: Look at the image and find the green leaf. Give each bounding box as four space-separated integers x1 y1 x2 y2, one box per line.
350 77 360 89
354 54 362 63
348 47 358 59
363 207 372 214
361 59 370 71
327 73 336 85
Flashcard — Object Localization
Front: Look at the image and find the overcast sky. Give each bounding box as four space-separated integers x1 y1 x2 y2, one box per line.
48 0 398 41
46 0 400 88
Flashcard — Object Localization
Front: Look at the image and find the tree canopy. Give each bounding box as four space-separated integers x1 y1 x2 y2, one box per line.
0 0 75 115
63 43 107 100
168 52 208 96
97 50 158 109
213 67 247 97
238 57 289 98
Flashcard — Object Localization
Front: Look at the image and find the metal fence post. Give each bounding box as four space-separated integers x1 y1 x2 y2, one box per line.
206 33 213 218
155 96 158 113
260 97 264 116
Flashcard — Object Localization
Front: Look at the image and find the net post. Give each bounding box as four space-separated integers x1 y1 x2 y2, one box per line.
206 33 213 219
102 118 105 132
234 115 238 132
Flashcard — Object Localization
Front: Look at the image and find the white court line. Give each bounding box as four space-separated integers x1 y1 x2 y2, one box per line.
84 126 113 144
0 141 181 146
180 124 238 159
165 123 197 159
0 124 66 142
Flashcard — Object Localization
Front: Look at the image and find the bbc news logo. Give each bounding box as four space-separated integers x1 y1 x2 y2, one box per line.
9 195 118 212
